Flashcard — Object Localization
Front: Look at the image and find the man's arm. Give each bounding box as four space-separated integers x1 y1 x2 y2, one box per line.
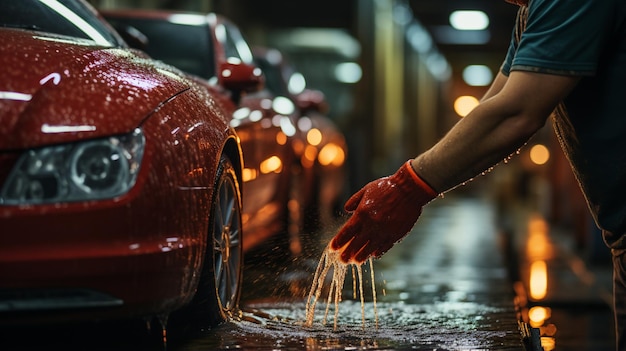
412 70 580 193
481 70 508 102
329 70 580 263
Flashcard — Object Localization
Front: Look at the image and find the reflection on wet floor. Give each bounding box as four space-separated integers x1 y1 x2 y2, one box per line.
513 212 615 350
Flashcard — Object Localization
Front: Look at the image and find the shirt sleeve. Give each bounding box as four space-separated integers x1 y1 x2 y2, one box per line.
511 0 617 76
500 28 517 77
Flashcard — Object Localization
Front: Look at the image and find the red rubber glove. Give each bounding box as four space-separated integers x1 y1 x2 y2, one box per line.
329 160 438 264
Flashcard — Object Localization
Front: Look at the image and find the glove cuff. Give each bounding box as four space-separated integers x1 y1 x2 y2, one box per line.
403 160 438 200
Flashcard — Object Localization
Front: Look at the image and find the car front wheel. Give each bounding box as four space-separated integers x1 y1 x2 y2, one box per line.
209 155 243 321
170 155 243 332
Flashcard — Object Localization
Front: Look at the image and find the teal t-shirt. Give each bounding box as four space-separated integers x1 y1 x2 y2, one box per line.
502 0 626 249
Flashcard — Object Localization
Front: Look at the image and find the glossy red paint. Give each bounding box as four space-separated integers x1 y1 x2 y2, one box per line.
101 10 299 254
0 0 247 327
0 29 189 149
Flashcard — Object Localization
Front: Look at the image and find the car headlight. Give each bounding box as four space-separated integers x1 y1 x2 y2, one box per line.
0 128 145 205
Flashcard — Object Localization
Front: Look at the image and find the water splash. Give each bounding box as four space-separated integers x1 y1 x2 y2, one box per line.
304 245 378 330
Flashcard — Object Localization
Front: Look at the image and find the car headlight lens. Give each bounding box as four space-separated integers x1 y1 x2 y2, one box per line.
0 129 145 205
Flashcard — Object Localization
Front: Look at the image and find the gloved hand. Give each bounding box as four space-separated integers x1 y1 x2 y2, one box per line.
329 160 438 264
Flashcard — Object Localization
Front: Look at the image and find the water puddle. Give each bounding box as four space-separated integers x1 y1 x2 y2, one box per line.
174 236 520 351
174 299 513 351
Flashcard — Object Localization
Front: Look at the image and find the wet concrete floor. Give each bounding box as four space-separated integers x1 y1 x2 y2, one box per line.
175 195 527 350
186 192 616 351
1 193 615 350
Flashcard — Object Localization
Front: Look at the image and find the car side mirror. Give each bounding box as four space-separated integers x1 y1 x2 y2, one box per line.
218 59 264 95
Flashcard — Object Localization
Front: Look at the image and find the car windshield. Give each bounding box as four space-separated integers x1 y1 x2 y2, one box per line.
0 0 121 47
255 59 287 97
105 15 215 80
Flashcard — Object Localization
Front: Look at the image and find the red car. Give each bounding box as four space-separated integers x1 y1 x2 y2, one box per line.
0 0 262 329
102 9 348 259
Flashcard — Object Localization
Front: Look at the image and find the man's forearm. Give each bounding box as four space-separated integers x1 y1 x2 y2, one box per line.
410 70 578 194
411 96 545 193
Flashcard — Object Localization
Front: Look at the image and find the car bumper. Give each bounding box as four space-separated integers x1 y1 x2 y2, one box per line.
0 197 208 324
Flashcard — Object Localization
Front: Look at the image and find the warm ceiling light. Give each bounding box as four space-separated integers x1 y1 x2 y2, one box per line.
453 95 479 117
530 144 550 165
449 10 489 31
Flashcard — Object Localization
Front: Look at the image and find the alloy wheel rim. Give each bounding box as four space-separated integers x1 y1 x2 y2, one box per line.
213 174 242 312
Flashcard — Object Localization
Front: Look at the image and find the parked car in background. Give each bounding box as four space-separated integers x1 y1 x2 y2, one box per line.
251 47 348 251
101 9 336 261
0 0 263 330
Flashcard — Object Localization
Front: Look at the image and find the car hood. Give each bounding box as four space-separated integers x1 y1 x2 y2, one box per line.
0 28 190 150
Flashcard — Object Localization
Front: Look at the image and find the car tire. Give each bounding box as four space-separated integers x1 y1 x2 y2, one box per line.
206 155 244 324
170 155 243 333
